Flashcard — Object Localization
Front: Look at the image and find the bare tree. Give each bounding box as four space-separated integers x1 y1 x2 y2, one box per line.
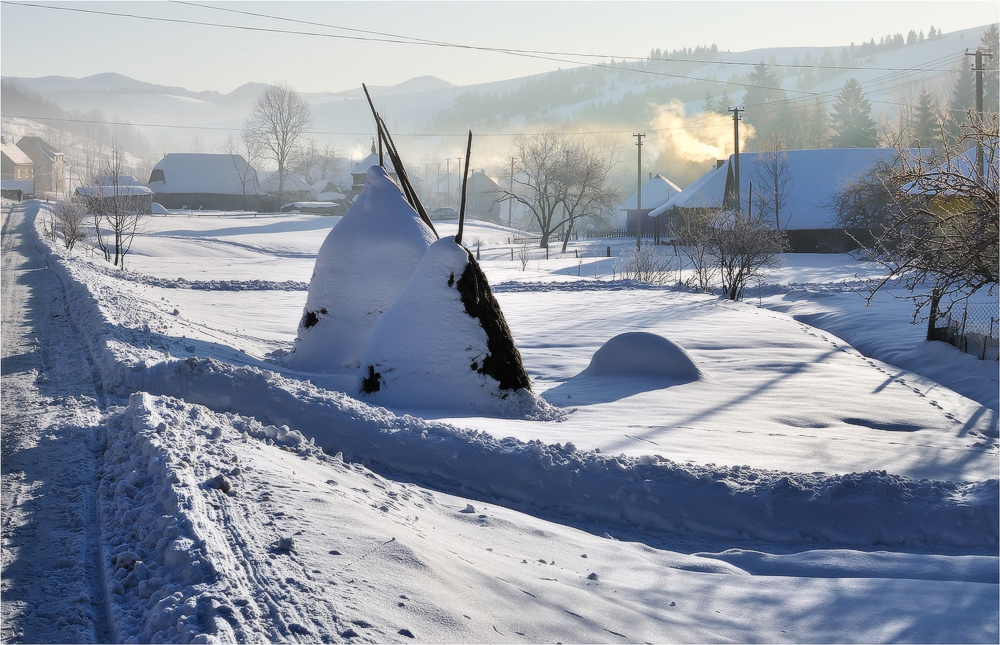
674 209 717 292
850 113 998 327
224 128 263 210
615 246 677 285
244 83 313 208
497 131 620 250
52 199 86 250
85 147 149 270
558 138 622 252
709 209 787 300
751 133 792 230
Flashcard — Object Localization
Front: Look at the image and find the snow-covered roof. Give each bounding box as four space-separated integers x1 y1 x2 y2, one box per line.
906 141 999 196
76 184 154 198
621 174 682 211
16 136 62 161
258 172 313 193
351 152 394 175
93 174 144 187
2 142 32 165
148 153 265 196
653 148 919 229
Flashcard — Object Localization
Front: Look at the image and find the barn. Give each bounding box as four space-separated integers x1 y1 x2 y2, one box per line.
147 153 266 211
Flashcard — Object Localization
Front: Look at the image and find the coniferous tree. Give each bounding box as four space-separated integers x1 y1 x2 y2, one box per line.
980 24 999 117
911 88 940 147
830 78 878 147
950 55 977 122
742 62 786 149
807 98 831 148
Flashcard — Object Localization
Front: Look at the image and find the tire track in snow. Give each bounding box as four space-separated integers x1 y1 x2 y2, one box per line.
1 201 110 643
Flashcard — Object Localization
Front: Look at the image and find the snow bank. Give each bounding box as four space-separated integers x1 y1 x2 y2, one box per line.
359 236 541 416
582 331 705 382
101 393 246 643
286 166 436 372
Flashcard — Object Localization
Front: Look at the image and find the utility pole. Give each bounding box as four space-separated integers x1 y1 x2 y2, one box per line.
508 156 514 228
446 158 451 194
633 132 645 250
729 107 743 210
966 48 994 181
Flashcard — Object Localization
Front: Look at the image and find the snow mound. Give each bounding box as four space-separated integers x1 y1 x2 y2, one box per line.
358 236 544 417
286 166 436 372
583 331 705 382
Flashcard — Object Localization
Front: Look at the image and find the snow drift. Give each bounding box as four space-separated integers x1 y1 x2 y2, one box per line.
285 166 436 372
582 331 705 382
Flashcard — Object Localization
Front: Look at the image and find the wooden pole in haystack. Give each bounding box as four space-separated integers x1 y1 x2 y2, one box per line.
456 131 473 246
361 84 438 238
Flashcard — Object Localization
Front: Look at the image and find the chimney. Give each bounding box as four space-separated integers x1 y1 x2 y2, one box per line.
716 159 725 169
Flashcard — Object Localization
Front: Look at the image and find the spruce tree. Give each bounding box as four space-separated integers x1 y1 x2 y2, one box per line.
980 24 999 117
911 88 939 147
742 62 785 149
830 78 878 148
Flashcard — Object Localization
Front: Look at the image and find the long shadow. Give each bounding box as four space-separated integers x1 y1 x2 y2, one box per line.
542 373 696 406
149 216 337 240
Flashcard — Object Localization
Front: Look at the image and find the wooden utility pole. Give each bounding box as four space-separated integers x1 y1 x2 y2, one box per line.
633 132 645 250
508 156 514 227
729 107 743 210
966 48 994 181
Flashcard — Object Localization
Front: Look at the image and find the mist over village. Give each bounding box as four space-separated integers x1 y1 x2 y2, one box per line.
1 2 998 643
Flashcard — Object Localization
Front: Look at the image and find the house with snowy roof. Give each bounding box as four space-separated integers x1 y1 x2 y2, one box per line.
350 142 398 197
620 173 682 240
651 148 920 252
16 136 65 196
147 153 266 211
1 141 34 199
311 178 346 202
75 174 154 214
258 171 314 209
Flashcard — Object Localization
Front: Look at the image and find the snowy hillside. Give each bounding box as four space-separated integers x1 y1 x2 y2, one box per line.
3 23 993 171
2 194 996 643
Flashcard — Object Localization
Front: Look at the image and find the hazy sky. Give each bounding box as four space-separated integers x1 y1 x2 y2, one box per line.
2 1 997 94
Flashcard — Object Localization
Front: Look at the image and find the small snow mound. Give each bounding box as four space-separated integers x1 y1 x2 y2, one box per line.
583 332 704 382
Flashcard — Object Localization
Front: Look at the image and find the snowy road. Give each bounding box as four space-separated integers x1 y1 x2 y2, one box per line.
1 202 107 643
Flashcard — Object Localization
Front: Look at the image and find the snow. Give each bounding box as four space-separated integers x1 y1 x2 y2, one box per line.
147 153 266 196
621 174 683 211
3 196 998 643
655 149 929 229
581 331 704 382
285 166 437 372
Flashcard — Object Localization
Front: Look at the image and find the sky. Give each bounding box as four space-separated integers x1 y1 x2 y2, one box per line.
1 1 997 94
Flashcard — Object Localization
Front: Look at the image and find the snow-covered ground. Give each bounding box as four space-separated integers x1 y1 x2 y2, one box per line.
2 198 997 643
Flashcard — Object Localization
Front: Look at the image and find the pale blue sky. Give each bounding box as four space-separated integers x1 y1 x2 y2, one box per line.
2 1 997 93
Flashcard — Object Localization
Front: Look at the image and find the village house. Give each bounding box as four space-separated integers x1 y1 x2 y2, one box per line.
620 173 683 242
74 173 154 215
1 140 34 200
651 148 920 252
16 136 66 196
148 153 266 211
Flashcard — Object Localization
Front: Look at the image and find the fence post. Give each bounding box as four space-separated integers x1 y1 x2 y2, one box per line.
960 305 969 353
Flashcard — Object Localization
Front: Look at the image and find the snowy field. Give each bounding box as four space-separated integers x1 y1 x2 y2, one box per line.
2 197 998 643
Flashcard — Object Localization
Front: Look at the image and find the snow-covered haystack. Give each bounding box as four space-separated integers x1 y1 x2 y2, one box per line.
358 235 547 416
584 331 705 383
286 166 436 372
